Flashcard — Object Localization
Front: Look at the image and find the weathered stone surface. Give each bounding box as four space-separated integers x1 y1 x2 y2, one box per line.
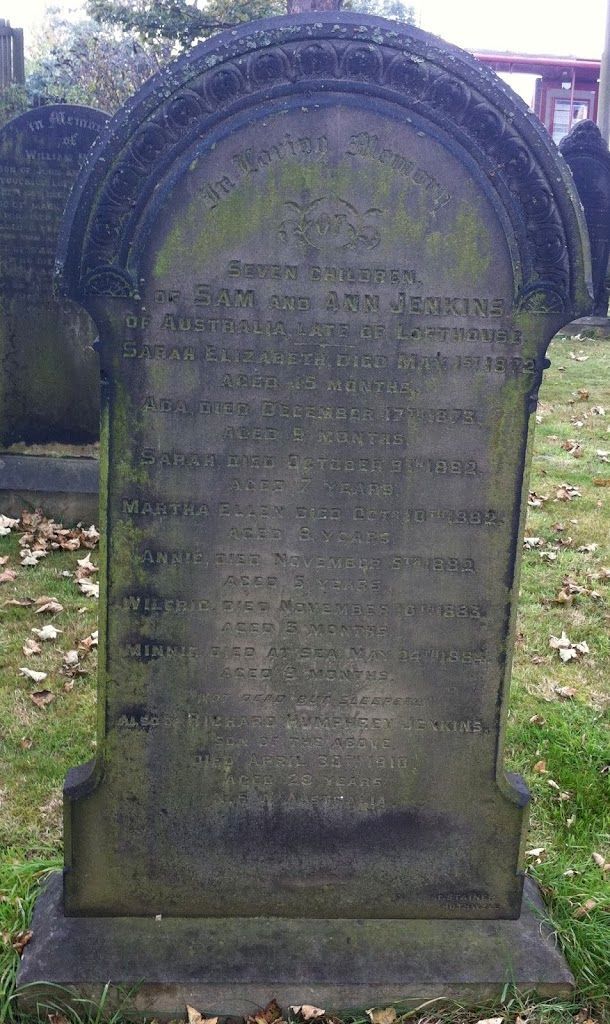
0 105 108 445
560 120 610 316
0 451 98 523
17 873 574 1019
18 10 589 1010
55 13 590 922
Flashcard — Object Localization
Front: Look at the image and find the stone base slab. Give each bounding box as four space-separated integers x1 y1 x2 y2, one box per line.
0 453 98 523
17 874 573 1020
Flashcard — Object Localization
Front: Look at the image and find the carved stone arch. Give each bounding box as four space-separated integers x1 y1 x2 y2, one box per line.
57 12 591 316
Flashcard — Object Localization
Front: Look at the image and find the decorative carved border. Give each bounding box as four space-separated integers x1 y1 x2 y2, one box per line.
58 14 590 316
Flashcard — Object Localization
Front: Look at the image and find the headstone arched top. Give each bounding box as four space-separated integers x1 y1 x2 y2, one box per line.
58 13 590 318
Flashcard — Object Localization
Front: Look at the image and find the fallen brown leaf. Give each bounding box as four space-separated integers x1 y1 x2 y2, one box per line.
30 690 55 709
32 624 62 641
79 630 98 651
292 1009 326 1022
247 1000 283 1024
11 930 33 955
573 898 598 918
561 439 583 457
18 667 47 683
366 1010 397 1024
555 484 581 501
592 852 610 872
3 598 33 608
528 491 548 507
19 737 33 750
76 553 98 577
0 514 19 535
35 599 64 615
533 760 547 774
593 477 610 487
22 638 41 657
77 579 99 598
525 847 546 864
0 568 17 583
555 685 577 699
186 1007 214 1024
20 549 47 566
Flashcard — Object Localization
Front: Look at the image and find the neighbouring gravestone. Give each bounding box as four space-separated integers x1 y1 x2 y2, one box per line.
560 120 610 316
18 13 590 1016
0 105 108 447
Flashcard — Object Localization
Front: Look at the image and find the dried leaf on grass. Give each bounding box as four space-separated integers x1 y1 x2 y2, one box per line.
34 598 64 615
592 852 610 872
549 632 589 662
18 667 47 683
22 638 41 657
186 1007 218 1024
246 999 283 1024
30 689 55 709
366 1009 397 1024
3 598 34 608
528 491 548 507
20 550 47 566
11 930 33 955
0 568 17 583
79 630 98 651
12 511 100 556
547 779 572 801
0 514 19 536
525 847 546 863
573 898 598 918
561 439 583 457
62 650 86 677
555 483 581 501
32 624 62 641
76 553 98 577
554 685 577 699
539 549 558 562
292 1009 326 1021
77 579 99 598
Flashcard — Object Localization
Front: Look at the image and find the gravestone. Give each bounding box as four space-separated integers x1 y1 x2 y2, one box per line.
559 119 610 316
0 105 108 447
18 13 590 1016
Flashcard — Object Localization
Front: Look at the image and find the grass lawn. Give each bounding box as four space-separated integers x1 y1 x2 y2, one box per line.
0 333 608 1024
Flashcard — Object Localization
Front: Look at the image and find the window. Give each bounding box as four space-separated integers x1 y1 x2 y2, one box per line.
551 98 590 145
